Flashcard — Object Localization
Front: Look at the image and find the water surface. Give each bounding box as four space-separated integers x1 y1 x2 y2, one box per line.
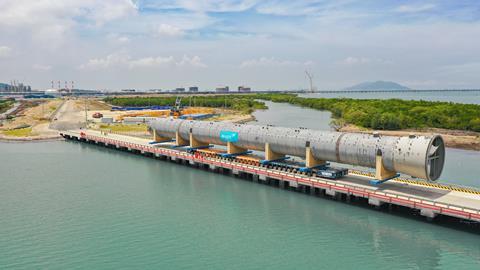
1 92 480 269
0 142 479 269
300 91 480 104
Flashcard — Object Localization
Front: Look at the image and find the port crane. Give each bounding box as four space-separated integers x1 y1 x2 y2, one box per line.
305 70 315 93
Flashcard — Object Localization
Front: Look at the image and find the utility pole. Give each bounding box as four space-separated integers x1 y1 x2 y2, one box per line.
305 70 314 93
84 97 88 128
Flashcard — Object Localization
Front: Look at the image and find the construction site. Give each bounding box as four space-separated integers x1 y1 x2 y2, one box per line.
0 96 252 141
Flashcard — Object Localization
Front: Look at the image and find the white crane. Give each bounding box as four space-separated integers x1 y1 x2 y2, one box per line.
305 70 315 93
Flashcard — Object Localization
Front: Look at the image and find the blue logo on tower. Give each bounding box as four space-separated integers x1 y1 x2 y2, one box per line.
220 130 239 142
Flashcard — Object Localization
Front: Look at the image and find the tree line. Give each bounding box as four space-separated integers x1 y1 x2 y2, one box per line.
104 94 480 132
104 95 267 114
256 93 480 132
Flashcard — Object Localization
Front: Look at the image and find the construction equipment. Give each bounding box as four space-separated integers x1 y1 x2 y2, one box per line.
92 112 103 118
170 97 183 117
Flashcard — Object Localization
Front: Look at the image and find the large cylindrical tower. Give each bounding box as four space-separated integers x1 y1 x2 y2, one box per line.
149 118 445 180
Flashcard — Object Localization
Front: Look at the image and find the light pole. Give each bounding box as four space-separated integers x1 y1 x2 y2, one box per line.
84 97 88 128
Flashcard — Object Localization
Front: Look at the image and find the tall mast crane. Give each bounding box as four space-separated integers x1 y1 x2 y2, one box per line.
305 70 314 93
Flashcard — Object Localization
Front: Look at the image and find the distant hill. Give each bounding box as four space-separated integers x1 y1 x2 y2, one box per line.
344 81 410 91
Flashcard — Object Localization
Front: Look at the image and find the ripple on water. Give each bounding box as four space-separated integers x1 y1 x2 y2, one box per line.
1 140 479 269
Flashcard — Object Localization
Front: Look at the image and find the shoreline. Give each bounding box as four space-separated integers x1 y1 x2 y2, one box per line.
338 125 480 151
0 134 63 143
2 98 477 151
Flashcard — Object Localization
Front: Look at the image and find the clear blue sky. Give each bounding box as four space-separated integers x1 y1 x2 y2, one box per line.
0 0 479 90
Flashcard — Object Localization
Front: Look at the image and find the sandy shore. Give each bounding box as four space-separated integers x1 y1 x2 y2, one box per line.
0 133 63 142
339 124 480 151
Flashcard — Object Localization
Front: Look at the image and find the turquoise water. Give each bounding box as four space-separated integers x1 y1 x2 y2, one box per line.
0 141 479 269
1 93 480 269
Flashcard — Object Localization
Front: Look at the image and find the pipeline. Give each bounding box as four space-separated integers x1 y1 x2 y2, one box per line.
149 118 445 181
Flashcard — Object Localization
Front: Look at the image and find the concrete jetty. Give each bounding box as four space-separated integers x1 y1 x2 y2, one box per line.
61 130 480 223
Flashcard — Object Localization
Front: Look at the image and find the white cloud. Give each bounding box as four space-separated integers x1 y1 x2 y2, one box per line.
79 52 130 70
255 0 355 17
0 46 12 58
156 24 185 37
256 1 318 16
0 0 137 45
107 33 130 43
341 57 392 65
240 57 313 68
32 64 52 71
79 52 206 70
117 36 130 43
395 4 436 13
0 1 479 90
0 0 137 26
88 0 138 25
147 0 258 12
177 55 208 68
129 56 175 68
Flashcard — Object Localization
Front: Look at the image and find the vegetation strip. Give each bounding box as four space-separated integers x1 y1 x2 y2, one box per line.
0 99 14 114
256 94 480 132
104 95 266 114
104 93 480 132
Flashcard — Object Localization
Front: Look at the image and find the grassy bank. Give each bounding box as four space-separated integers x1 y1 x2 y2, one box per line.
2 127 34 137
104 95 267 114
256 93 480 132
98 123 148 132
0 99 14 114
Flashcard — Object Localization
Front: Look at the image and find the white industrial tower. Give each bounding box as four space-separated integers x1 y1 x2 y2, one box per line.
305 70 315 93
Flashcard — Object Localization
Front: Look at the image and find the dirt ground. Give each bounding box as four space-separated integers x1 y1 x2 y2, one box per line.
0 99 64 140
0 99 62 129
339 124 480 151
0 98 112 140
0 98 251 141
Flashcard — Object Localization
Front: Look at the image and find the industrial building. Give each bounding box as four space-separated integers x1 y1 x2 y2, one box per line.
189 86 199 92
175 88 186 92
121 89 136 93
0 81 32 92
216 86 229 93
238 86 251 92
